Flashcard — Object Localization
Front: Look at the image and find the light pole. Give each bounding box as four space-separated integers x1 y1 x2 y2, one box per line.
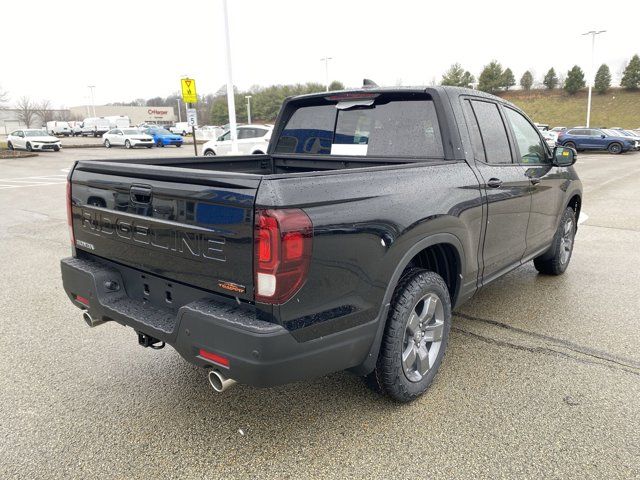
221 0 238 153
321 56 333 91
177 99 182 123
245 95 252 124
582 30 606 128
87 85 96 117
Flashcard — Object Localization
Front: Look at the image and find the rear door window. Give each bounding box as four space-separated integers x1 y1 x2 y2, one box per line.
274 97 444 158
468 100 513 164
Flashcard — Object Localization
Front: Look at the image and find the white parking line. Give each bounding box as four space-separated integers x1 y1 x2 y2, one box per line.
0 174 67 182
0 174 67 190
0 182 65 190
578 212 588 225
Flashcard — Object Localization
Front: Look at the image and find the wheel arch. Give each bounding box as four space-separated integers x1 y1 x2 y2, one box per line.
350 233 466 376
567 192 582 229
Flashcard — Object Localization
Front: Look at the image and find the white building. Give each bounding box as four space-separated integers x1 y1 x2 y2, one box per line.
69 105 176 126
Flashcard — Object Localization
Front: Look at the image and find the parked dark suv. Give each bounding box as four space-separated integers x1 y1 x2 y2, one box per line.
558 128 635 154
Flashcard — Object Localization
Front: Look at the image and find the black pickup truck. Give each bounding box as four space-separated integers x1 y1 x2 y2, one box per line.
61 86 582 402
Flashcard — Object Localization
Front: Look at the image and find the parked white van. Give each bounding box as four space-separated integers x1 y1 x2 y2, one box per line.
105 116 131 129
68 121 83 136
46 121 72 137
169 122 196 136
80 117 111 137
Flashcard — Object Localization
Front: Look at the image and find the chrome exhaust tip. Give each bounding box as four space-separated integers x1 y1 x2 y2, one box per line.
83 311 105 328
208 370 237 393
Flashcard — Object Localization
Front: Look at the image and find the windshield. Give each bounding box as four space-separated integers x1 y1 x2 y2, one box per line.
155 129 172 135
123 129 141 135
274 95 444 158
24 130 48 137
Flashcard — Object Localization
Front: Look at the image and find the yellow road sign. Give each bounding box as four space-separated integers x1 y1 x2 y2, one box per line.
181 78 198 104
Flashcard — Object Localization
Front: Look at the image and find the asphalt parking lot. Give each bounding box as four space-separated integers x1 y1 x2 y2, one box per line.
1 148 639 479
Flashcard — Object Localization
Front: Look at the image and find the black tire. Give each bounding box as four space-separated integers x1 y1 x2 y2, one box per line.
26 142 33 152
7 141 13 150
93 131 98 138
204 149 215 156
146 145 153 149
608 142 622 154
564 141 576 150
182 131 187 136
156 139 164 147
176 143 182 148
253 150 264 155
104 139 111 148
534 206 577 275
124 140 132 149
53 145 60 152
365 269 451 402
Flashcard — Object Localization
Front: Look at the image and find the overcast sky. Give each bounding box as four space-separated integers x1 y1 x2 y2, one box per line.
2 0 637 108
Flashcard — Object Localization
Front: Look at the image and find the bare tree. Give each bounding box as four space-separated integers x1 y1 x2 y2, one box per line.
35 99 54 124
54 109 72 121
16 97 36 127
0 85 8 108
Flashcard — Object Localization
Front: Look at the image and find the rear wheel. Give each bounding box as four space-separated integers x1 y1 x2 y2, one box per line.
608 142 622 154
124 140 132 149
204 149 215 156
365 270 451 402
534 206 576 275
7 141 13 150
564 141 576 150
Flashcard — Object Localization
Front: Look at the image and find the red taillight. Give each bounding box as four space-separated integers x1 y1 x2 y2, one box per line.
254 209 312 304
199 348 230 368
66 179 75 246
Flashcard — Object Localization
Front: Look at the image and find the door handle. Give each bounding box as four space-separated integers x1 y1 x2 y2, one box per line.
487 178 503 188
530 178 541 185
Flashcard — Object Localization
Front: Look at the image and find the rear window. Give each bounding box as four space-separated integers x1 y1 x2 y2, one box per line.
274 96 444 158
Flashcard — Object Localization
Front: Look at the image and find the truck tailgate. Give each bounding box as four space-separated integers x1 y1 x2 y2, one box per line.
70 162 260 300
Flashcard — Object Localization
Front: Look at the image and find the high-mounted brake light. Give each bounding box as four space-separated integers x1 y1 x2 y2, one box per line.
325 92 380 101
254 209 313 304
66 179 75 246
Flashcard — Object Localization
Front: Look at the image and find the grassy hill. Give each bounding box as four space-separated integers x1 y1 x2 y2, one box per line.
498 88 640 129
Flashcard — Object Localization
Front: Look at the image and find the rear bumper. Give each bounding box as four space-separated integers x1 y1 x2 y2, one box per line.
60 256 376 387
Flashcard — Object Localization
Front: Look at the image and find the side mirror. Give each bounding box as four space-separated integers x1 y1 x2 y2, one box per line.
553 145 577 166
217 136 224 142
601 134 606 139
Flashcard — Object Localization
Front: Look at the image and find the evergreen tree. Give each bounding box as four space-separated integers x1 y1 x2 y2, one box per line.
441 63 475 88
478 60 504 93
594 64 611 94
520 71 534 91
543 68 558 90
564 66 586 95
502 68 516 90
621 54 640 90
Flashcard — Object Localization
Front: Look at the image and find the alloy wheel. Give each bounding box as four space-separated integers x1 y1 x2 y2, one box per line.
560 218 574 264
401 292 445 383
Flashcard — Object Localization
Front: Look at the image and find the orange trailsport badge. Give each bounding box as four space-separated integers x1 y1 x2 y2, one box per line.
217 281 246 294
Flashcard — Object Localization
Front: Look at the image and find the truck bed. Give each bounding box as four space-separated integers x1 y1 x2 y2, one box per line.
78 154 420 178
